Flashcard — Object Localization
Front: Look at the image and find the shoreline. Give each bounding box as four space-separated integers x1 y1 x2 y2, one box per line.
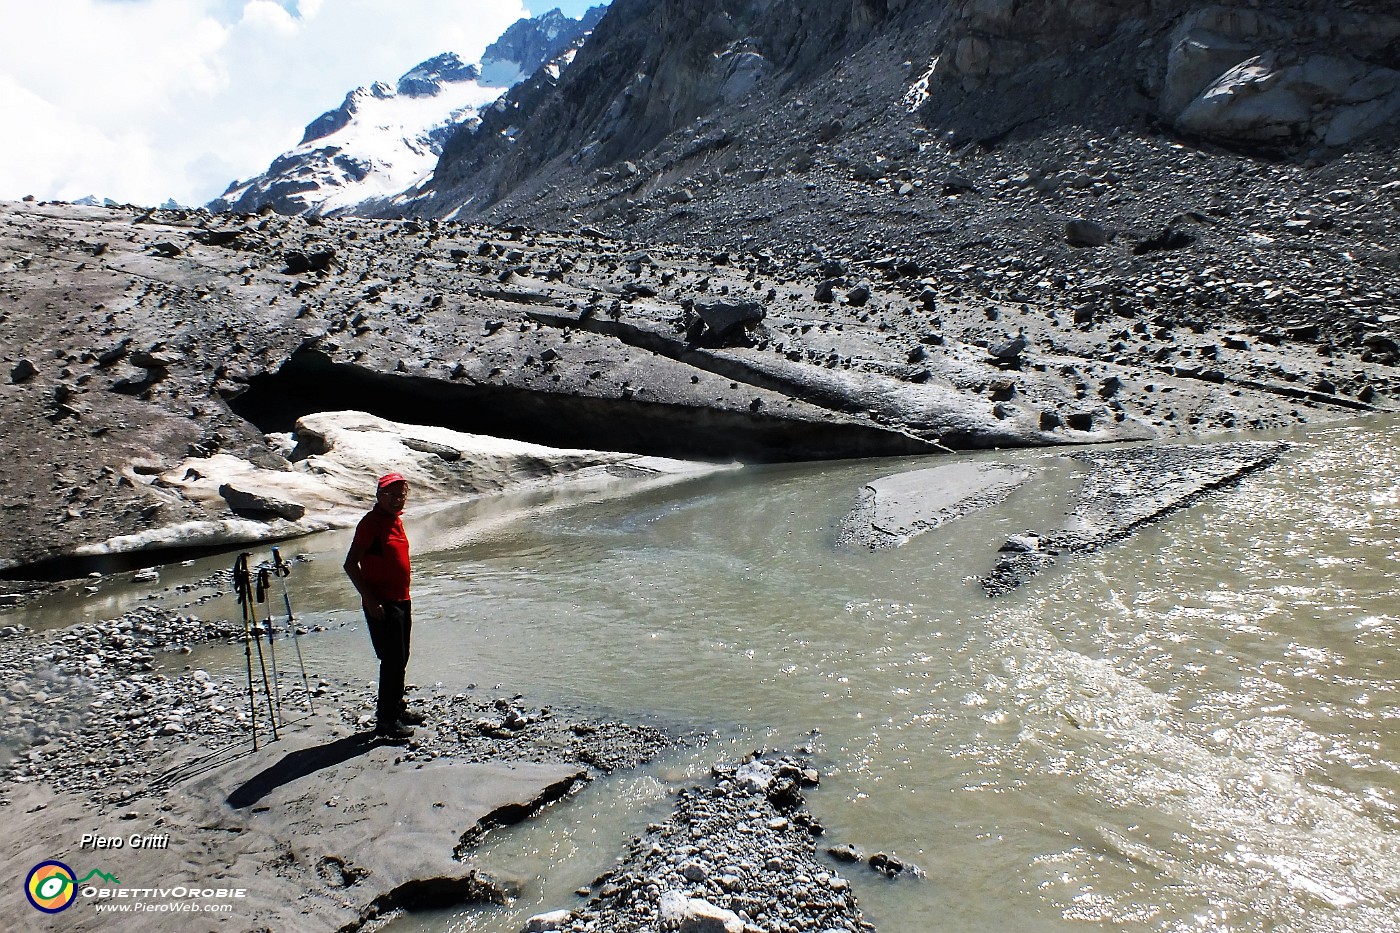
0 592 895 932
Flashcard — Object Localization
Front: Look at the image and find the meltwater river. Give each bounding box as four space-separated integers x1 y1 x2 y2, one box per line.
34 415 1400 931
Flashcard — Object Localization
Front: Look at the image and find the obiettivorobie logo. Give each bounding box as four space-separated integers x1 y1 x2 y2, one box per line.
25 858 248 915
25 861 120 913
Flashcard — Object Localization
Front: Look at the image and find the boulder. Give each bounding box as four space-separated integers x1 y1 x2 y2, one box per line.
693 299 765 339
1065 219 1111 248
988 335 1027 365
1160 7 1291 117
1134 226 1195 254
1174 51 1400 147
285 248 337 274
218 483 307 521
1155 5 1400 148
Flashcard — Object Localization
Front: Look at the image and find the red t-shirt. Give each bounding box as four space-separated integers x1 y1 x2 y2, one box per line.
351 506 411 601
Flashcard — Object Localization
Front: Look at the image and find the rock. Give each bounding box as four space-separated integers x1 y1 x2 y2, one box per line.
868 852 905 877
149 241 183 258
130 347 181 370
10 359 37 383
693 299 765 340
400 437 463 461
218 483 306 521
846 283 872 307
521 909 573 932
1172 49 1400 148
734 759 774 792
998 532 1044 553
826 843 862 862
1159 7 1290 115
1065 219 1111 248
95 339 132 366
1133 227 1195 254
658 892 744 933
285 248 337 274
987 335 1027 365
1362 333 1399 355
988 378 1016 401
197 227 246 247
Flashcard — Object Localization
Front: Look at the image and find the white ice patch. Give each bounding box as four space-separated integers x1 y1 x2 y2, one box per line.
903 56 938 113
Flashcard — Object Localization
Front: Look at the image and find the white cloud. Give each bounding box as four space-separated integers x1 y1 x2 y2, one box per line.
0 0 534 206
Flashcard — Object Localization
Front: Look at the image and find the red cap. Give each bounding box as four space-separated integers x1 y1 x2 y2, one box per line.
377 472 407 490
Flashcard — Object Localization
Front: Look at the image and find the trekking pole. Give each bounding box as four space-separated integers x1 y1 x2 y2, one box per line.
237 553 280 742
255 565 284 727
272 546 315 714
232 554 259 751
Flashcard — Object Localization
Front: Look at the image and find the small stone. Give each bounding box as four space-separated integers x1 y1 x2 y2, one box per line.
826 843 861 863
868 852 905 877
521 908 572 932
10 359 38 383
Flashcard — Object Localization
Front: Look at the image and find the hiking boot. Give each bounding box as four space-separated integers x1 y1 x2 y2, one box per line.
375 722 414 742
398 708 427 726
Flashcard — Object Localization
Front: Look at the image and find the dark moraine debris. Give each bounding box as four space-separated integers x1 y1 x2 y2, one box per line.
523 754 874 933
982 441 1286 595
837 461 1034 550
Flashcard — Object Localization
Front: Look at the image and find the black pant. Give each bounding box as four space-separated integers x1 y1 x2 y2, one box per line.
366 600 411 727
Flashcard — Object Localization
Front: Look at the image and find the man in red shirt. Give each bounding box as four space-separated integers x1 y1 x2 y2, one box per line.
344 473 422 740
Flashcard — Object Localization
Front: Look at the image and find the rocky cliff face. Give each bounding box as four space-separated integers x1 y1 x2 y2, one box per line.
928 0 1400 149
479 7 607 86
207 6 607 217
426 0 913 209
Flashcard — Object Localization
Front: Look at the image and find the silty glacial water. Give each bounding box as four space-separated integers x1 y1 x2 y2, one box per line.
13 416 1396 932
393 417 1399 933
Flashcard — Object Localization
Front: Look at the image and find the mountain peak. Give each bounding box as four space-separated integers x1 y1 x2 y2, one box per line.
398 52 482 98
479 5 608 87
210 4 611 217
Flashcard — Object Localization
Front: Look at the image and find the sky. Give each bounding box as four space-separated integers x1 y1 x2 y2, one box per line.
0 0 604 208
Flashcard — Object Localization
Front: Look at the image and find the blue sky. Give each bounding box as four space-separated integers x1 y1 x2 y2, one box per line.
0 1 608 207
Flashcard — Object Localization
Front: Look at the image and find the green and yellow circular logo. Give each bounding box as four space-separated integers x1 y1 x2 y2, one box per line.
26 860 76 913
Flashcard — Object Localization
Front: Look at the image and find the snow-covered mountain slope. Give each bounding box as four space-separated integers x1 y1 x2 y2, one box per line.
208 6 606 217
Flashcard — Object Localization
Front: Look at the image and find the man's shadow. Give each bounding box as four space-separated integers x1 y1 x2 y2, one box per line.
226 732 381 809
